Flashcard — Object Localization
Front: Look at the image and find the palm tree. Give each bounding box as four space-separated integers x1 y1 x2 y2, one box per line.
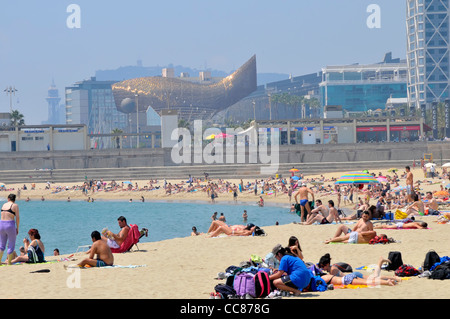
111 128 123 149
178 118 191 131
9 110 25 126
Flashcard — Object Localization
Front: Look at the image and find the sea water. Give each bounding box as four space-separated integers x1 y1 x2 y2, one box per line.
7 199 296 257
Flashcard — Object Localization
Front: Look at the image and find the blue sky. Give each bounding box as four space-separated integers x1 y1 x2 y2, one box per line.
0 0 406 124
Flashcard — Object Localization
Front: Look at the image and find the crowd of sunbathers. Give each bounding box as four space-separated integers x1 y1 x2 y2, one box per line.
217 235 401 298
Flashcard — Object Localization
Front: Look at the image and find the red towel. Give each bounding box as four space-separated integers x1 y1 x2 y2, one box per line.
110 224 140 253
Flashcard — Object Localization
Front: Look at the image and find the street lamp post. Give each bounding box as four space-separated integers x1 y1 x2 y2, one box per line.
135 93 139 148
4 86 18 112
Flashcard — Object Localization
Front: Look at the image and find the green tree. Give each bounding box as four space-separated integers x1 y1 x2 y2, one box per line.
9 109 25 126
178 118 191 131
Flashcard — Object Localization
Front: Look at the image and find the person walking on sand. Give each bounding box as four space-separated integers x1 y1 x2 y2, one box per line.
294 183 315 222
0 194 20 265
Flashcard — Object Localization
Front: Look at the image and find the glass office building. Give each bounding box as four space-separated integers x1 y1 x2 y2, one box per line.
407 0 450 109
320 58 409 113
65 77 128 148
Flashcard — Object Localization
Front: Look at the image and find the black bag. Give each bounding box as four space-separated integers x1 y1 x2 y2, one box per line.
333 262 353 273
386 251 403 271
254 226 266 236
254 271 271 298
430 261 450 280
423 250 441 271
214 284 236 298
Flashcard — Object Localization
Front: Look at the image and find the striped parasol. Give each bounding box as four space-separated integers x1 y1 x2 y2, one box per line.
335 172 380 185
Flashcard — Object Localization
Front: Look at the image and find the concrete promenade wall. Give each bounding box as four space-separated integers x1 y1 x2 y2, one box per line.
0 141 449 171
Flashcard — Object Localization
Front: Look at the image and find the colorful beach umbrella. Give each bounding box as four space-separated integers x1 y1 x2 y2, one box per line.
334 172 380 185
205 134 216 140
289 168 299 172
446 184 450 189
391 186 407 192
388 168 398 172
291 176 300 181
376 176 388 183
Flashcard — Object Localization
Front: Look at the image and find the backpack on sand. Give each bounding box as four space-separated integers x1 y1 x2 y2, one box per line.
386 251 403 271
253 271 271 298
233 272 256 297
423 250 441 271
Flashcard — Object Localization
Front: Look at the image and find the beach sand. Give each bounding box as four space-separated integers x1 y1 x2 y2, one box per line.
0 166 449 299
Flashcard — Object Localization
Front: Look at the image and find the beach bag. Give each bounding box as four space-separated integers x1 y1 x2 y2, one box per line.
254 271 271 298
430 261 450 280
386 251 403 271
214 284 236 298
369 235 389 245
254 226 266 236
395 264 419 277
233 272 256 297
423 250 441 271
333 262 353 273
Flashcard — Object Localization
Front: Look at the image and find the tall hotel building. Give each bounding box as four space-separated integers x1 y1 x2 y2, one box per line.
406 0 450 109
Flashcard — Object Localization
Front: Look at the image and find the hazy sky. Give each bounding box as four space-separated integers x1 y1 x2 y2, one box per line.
0 0 406 124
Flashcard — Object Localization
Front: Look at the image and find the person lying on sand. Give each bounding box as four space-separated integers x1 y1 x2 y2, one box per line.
320 256 400 287
205 223 257 238
330 211 373 238
324 230 377 244
374 221 428 229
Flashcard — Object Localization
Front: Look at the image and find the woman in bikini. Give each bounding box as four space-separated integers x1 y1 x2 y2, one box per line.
0 194 20 265
320 256 400 287
288 236 304 260
10 228 45 264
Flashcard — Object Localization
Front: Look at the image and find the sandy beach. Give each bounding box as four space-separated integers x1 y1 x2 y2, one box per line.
0 166 449 299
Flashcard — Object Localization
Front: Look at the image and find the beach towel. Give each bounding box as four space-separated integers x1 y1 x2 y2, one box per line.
394 210 408 220
110 224 141 253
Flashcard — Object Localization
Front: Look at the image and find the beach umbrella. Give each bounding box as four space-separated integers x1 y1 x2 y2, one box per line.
334 172 380 185
123 181 132 185
391 186 406 192
388 168 398 172
446 184 450 189
376 176 388 183
205 134 216 140
291 176 300 181
434 190 449 197
289 168 299 172
442 163 450 168
425 163 436 168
